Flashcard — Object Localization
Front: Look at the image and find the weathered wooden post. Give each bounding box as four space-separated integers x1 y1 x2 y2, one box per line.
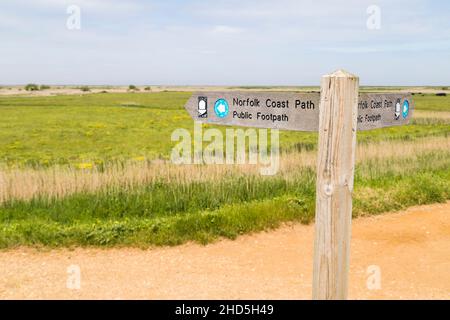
312 70 359 300
183 70 412 300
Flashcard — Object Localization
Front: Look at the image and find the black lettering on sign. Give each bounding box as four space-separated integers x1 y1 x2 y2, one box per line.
184 92 413 131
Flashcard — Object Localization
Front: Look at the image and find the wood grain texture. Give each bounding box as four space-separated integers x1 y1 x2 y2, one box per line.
312 70 359 300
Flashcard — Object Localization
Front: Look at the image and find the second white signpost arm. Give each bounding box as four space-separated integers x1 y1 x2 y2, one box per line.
313 70 359 300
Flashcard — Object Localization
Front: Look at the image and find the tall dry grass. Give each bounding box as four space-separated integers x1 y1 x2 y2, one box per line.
414 110 450 120
1 136 449 203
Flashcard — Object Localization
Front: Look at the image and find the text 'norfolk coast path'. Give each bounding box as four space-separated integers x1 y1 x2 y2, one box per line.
184 92 414 131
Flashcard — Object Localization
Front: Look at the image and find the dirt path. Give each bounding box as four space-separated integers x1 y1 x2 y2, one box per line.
1 202 449 300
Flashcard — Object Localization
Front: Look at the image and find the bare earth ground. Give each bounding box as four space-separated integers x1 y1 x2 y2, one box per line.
0 202 449 300
1 86 449 96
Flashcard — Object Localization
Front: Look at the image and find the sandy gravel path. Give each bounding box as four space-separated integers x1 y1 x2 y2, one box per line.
0 202 449 300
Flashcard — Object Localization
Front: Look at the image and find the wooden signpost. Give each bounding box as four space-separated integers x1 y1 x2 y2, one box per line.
313 70 358 300
184 70 414 300
184 91 412 131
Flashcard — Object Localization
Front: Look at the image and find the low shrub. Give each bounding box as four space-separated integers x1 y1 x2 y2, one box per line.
25 84 39 91
79 86 90 92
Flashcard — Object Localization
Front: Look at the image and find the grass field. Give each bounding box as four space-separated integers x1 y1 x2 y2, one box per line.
0 91 449 248
0 92 449 167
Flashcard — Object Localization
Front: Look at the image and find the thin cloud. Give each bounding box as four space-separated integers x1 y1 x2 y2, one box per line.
0 0 449 85
320 40 450 53
9 0 147 14
211 25 244 34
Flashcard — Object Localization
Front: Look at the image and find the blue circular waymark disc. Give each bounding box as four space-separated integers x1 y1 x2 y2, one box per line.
402 100 410 119
214 99 229 118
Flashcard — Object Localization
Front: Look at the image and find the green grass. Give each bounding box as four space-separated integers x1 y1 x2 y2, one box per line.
411 94 450 111
0 92 192 166
0 91 449 248
0 151 449 248
0 92 449 167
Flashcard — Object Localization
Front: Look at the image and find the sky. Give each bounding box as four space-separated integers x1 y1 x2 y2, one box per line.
1 0 449 86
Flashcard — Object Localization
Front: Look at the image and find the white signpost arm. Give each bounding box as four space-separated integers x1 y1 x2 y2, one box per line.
312 70 359 300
